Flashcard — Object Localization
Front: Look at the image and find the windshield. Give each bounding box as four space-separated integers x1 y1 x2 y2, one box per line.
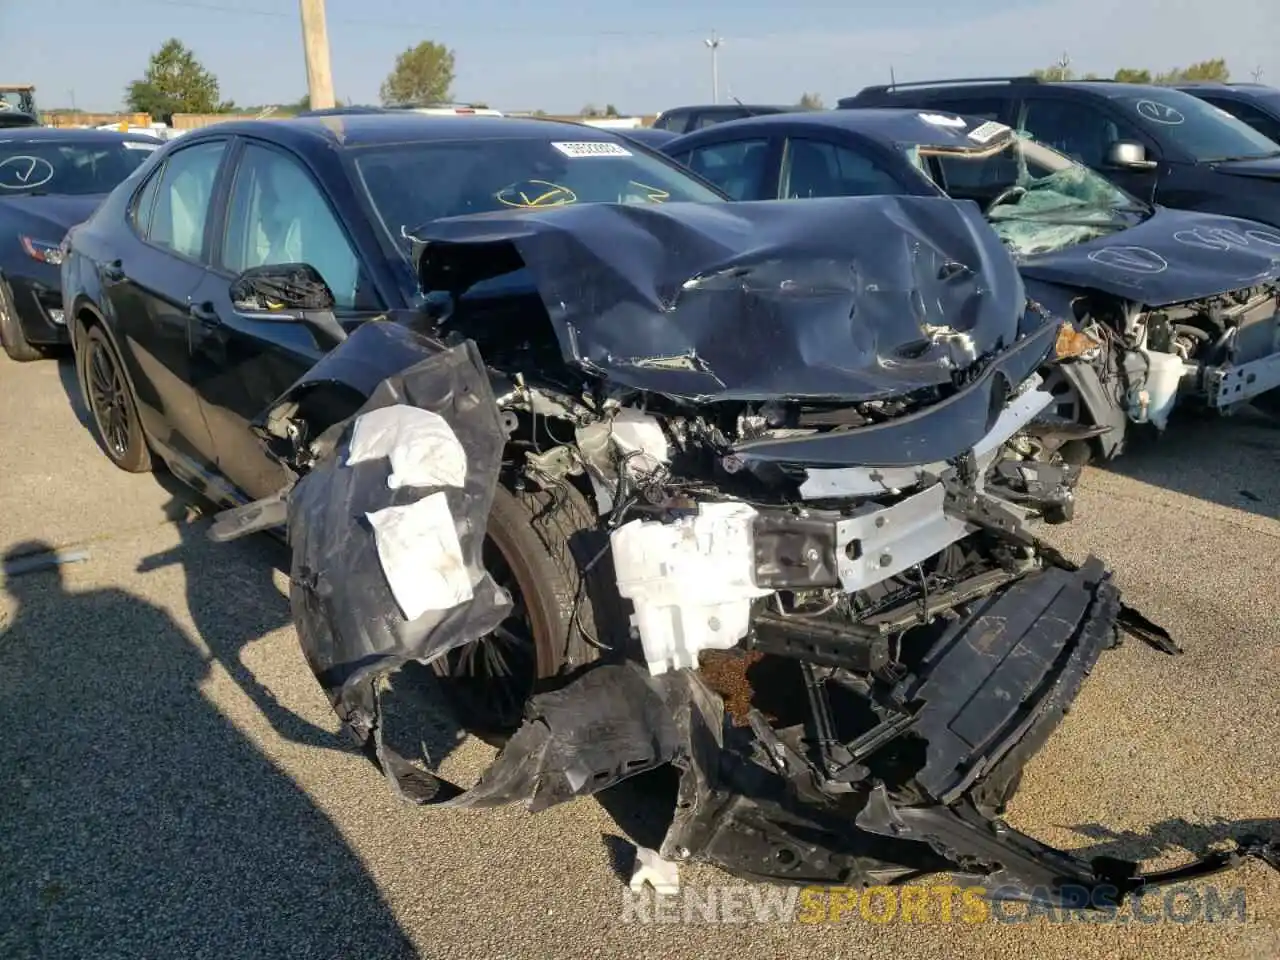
914 134 1145 256
350 136 725 250
1117 90 1280 161
0 138 159 195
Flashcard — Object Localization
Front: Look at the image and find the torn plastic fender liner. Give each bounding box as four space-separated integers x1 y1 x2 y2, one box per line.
410 195 1041 402
286 337 513 755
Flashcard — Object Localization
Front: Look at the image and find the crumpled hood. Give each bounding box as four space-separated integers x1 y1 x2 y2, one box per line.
411 196 1032 402
0 193 105 236
1016 206 1280 304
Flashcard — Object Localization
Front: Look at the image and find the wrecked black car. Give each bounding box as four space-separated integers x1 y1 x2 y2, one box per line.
59 114 1275 905
212 197 1277 906
662 109 1280 461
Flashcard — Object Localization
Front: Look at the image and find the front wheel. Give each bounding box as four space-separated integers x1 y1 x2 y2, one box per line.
81 324 151 473
430 481 618 738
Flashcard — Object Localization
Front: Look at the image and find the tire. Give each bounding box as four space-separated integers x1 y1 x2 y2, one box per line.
81 324 151 473
0 279 44 362
431 480 621 737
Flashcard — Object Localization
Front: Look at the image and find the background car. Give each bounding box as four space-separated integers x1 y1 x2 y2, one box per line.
0 128 161 361
1177 82 1280 143
651 103 811 133
838 77 1280 228
661 108 1280 461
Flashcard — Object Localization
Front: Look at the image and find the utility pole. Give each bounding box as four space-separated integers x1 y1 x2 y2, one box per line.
1056 51 1071 81
1251 64 1264 83
704 31 722 104
299 0 335 110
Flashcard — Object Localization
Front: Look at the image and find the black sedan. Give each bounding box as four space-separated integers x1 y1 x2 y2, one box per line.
57 109 1277 900
661 109 1280 461
0 128 160 361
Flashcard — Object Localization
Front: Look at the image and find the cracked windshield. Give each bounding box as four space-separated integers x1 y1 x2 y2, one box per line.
920 133 1146 256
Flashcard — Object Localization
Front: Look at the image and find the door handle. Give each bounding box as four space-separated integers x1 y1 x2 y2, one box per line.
189 300 219 326
101 258 125 283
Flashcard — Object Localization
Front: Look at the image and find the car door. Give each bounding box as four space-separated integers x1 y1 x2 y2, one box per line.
108 137 230 471
679 136 782 200
777 136 912 200
188 138 386 502
1015 95 1162 201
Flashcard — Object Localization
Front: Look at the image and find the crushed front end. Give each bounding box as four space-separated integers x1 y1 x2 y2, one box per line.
230 196 1276 907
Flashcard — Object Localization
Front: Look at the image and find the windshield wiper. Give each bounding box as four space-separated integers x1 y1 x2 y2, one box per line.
1205 150 1280 162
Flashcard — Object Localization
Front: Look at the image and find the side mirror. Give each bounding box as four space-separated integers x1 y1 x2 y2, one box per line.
229 262 347 347
1106 140 1158 170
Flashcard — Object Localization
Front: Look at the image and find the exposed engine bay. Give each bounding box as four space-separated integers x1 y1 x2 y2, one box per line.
210 196 1279 905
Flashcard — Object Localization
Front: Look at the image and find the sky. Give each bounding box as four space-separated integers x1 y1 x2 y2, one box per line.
2 0 1277 115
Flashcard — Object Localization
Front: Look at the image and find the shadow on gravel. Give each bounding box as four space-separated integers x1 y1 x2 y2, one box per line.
0 540 420 960
55 356 91 430
1100 405 1280 521
1067 816 1280 864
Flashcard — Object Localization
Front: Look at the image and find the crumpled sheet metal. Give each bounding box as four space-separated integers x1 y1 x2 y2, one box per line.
287 338 512 746
410 196 1030 401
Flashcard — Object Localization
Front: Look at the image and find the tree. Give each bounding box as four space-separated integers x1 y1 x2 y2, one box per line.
126 39 227 123
604 103 619 117
1030 64 1074 81
580 103 602 117
380 41 455 105
1114 67 1152 83
1155 58 1230 84
797 92 824 109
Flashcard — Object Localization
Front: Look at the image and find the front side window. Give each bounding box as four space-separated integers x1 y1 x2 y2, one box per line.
685 139 770 200
351 136 725 250
780 138 903 199
1115 89 1280 161
1020 99 1146 168
148 140 227 259
222 143 366 309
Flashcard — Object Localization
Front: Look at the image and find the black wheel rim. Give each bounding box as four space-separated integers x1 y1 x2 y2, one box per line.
87 341 133 460
434 538 539 732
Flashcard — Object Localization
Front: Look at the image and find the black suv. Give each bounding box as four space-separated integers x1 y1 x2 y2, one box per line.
1177 82 1280 143
652 104 807 134
839 77 1280 227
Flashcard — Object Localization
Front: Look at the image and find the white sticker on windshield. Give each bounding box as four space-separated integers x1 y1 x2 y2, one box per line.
123 141 160 151
918 112 967 128
551 141 633 158
967 120 1010 144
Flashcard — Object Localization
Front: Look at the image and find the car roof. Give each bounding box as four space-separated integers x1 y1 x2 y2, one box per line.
658 104 799 115
841 78 1202 104
0 126 162 144
669 107 1007 151
177 113 625 149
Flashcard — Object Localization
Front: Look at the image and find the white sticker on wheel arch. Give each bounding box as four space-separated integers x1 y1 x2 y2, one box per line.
347 404 468 489
367 493 474 621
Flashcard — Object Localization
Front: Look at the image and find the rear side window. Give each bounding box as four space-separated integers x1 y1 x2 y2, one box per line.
685 138 770 199
147 140 227 260
781 138 903 199
130 162 165 236
654 110 693 133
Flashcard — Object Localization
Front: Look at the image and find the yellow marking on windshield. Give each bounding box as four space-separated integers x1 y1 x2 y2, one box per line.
496 180 578 207
629 180 670 202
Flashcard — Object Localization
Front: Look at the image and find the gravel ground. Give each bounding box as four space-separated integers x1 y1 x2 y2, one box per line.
1 352 1277 960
